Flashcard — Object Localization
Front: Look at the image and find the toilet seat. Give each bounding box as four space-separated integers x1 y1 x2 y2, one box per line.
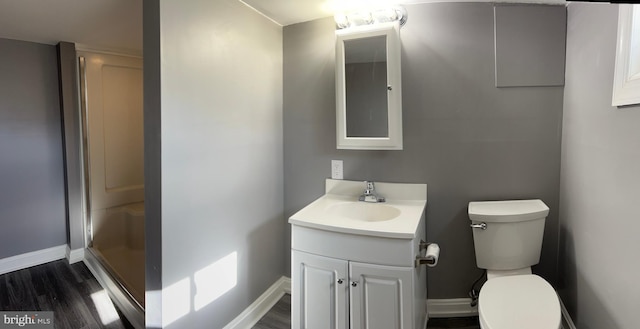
479 275 561 329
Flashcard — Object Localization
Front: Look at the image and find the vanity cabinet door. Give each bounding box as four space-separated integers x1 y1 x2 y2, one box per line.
292 250 349 329
349 262 414 329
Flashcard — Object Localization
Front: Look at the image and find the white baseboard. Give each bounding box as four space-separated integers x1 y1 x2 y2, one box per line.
65 246 85 264
427 298 478 318
0 245 67 276
223 276 291 329
282 277 292 294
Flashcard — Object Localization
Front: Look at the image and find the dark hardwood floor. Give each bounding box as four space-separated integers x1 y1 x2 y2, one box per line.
253 294 291 329
254 294 480 329
0 260 133 329
427 317 480 329
1 260 479 329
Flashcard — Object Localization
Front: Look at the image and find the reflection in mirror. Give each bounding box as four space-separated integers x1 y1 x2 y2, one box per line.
344 36 389 137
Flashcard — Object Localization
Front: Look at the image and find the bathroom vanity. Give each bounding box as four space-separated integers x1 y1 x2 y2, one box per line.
289 179 428 329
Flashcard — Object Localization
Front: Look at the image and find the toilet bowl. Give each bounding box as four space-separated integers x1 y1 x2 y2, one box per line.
479 274 560 329
468 199 561 329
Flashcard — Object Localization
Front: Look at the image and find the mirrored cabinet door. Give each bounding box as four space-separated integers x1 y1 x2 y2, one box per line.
336 22 402 150
344 35 388 138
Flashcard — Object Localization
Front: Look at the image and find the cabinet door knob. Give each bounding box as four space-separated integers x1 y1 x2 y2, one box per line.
351 281 358 287
337 279 344 284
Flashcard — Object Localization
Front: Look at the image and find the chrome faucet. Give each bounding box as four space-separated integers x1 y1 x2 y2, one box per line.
359 181 386 203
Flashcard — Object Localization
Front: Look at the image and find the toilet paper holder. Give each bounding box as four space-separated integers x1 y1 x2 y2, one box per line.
415 239 440 268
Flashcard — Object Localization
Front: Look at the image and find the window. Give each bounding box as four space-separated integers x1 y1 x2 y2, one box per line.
613 4 640 106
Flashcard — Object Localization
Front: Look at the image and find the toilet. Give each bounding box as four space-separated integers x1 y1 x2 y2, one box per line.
468 199 561 329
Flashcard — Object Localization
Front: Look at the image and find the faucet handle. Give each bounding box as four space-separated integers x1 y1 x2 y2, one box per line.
365 181 375 191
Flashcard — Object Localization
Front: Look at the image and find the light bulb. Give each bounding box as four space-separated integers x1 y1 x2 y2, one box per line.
334 12 350 29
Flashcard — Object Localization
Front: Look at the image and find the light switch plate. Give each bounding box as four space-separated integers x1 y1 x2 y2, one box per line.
331 160 343 180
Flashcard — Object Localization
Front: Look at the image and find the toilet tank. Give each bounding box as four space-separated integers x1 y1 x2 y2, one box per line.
468 199 549 271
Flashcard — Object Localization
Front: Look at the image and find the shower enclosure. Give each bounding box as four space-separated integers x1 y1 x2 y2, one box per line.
78 50 145 327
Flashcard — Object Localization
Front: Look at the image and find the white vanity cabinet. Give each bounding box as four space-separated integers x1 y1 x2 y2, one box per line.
350 261 414 329
292 251 349 329
289 179 428 329
291 224 426 329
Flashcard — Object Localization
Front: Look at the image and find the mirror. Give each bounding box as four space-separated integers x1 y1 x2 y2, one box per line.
336 22 402 150
345 36 388 137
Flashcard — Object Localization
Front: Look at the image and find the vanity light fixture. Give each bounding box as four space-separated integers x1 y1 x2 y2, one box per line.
334 6 407 29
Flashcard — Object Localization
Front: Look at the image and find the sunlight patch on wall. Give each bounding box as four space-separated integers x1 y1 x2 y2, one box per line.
144 251 239 326
162 277 191 326
194 251 238 311
90 290 120 326
146 290 162 328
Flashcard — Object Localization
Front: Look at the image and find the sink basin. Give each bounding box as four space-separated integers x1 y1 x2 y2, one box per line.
288 179 427 239
327 202 401 222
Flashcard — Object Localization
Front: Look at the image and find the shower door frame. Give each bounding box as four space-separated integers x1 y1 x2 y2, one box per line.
77 49 145 329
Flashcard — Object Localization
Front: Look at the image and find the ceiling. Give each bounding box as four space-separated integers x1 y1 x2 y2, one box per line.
0 0 565 53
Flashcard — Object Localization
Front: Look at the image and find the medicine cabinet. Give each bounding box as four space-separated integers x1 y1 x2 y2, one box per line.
335 22 403 150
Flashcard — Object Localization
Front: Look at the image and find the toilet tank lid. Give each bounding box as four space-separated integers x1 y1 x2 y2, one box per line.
468 199 549 223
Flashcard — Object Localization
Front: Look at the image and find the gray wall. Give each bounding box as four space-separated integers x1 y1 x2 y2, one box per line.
283 3 565 298
145 0 284 327
494 5 566 87
560 3 640 328
0 38 66 258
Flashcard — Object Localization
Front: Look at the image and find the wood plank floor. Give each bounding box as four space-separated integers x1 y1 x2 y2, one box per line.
253 294 480 329
252 294 291 329
427 317 480 329
1 260 479 329
0 260 133 329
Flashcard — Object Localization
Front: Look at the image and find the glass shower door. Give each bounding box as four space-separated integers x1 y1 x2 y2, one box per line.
80 50 145 307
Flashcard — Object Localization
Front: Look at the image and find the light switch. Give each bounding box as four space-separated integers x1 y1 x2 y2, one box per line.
331 160 343 180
